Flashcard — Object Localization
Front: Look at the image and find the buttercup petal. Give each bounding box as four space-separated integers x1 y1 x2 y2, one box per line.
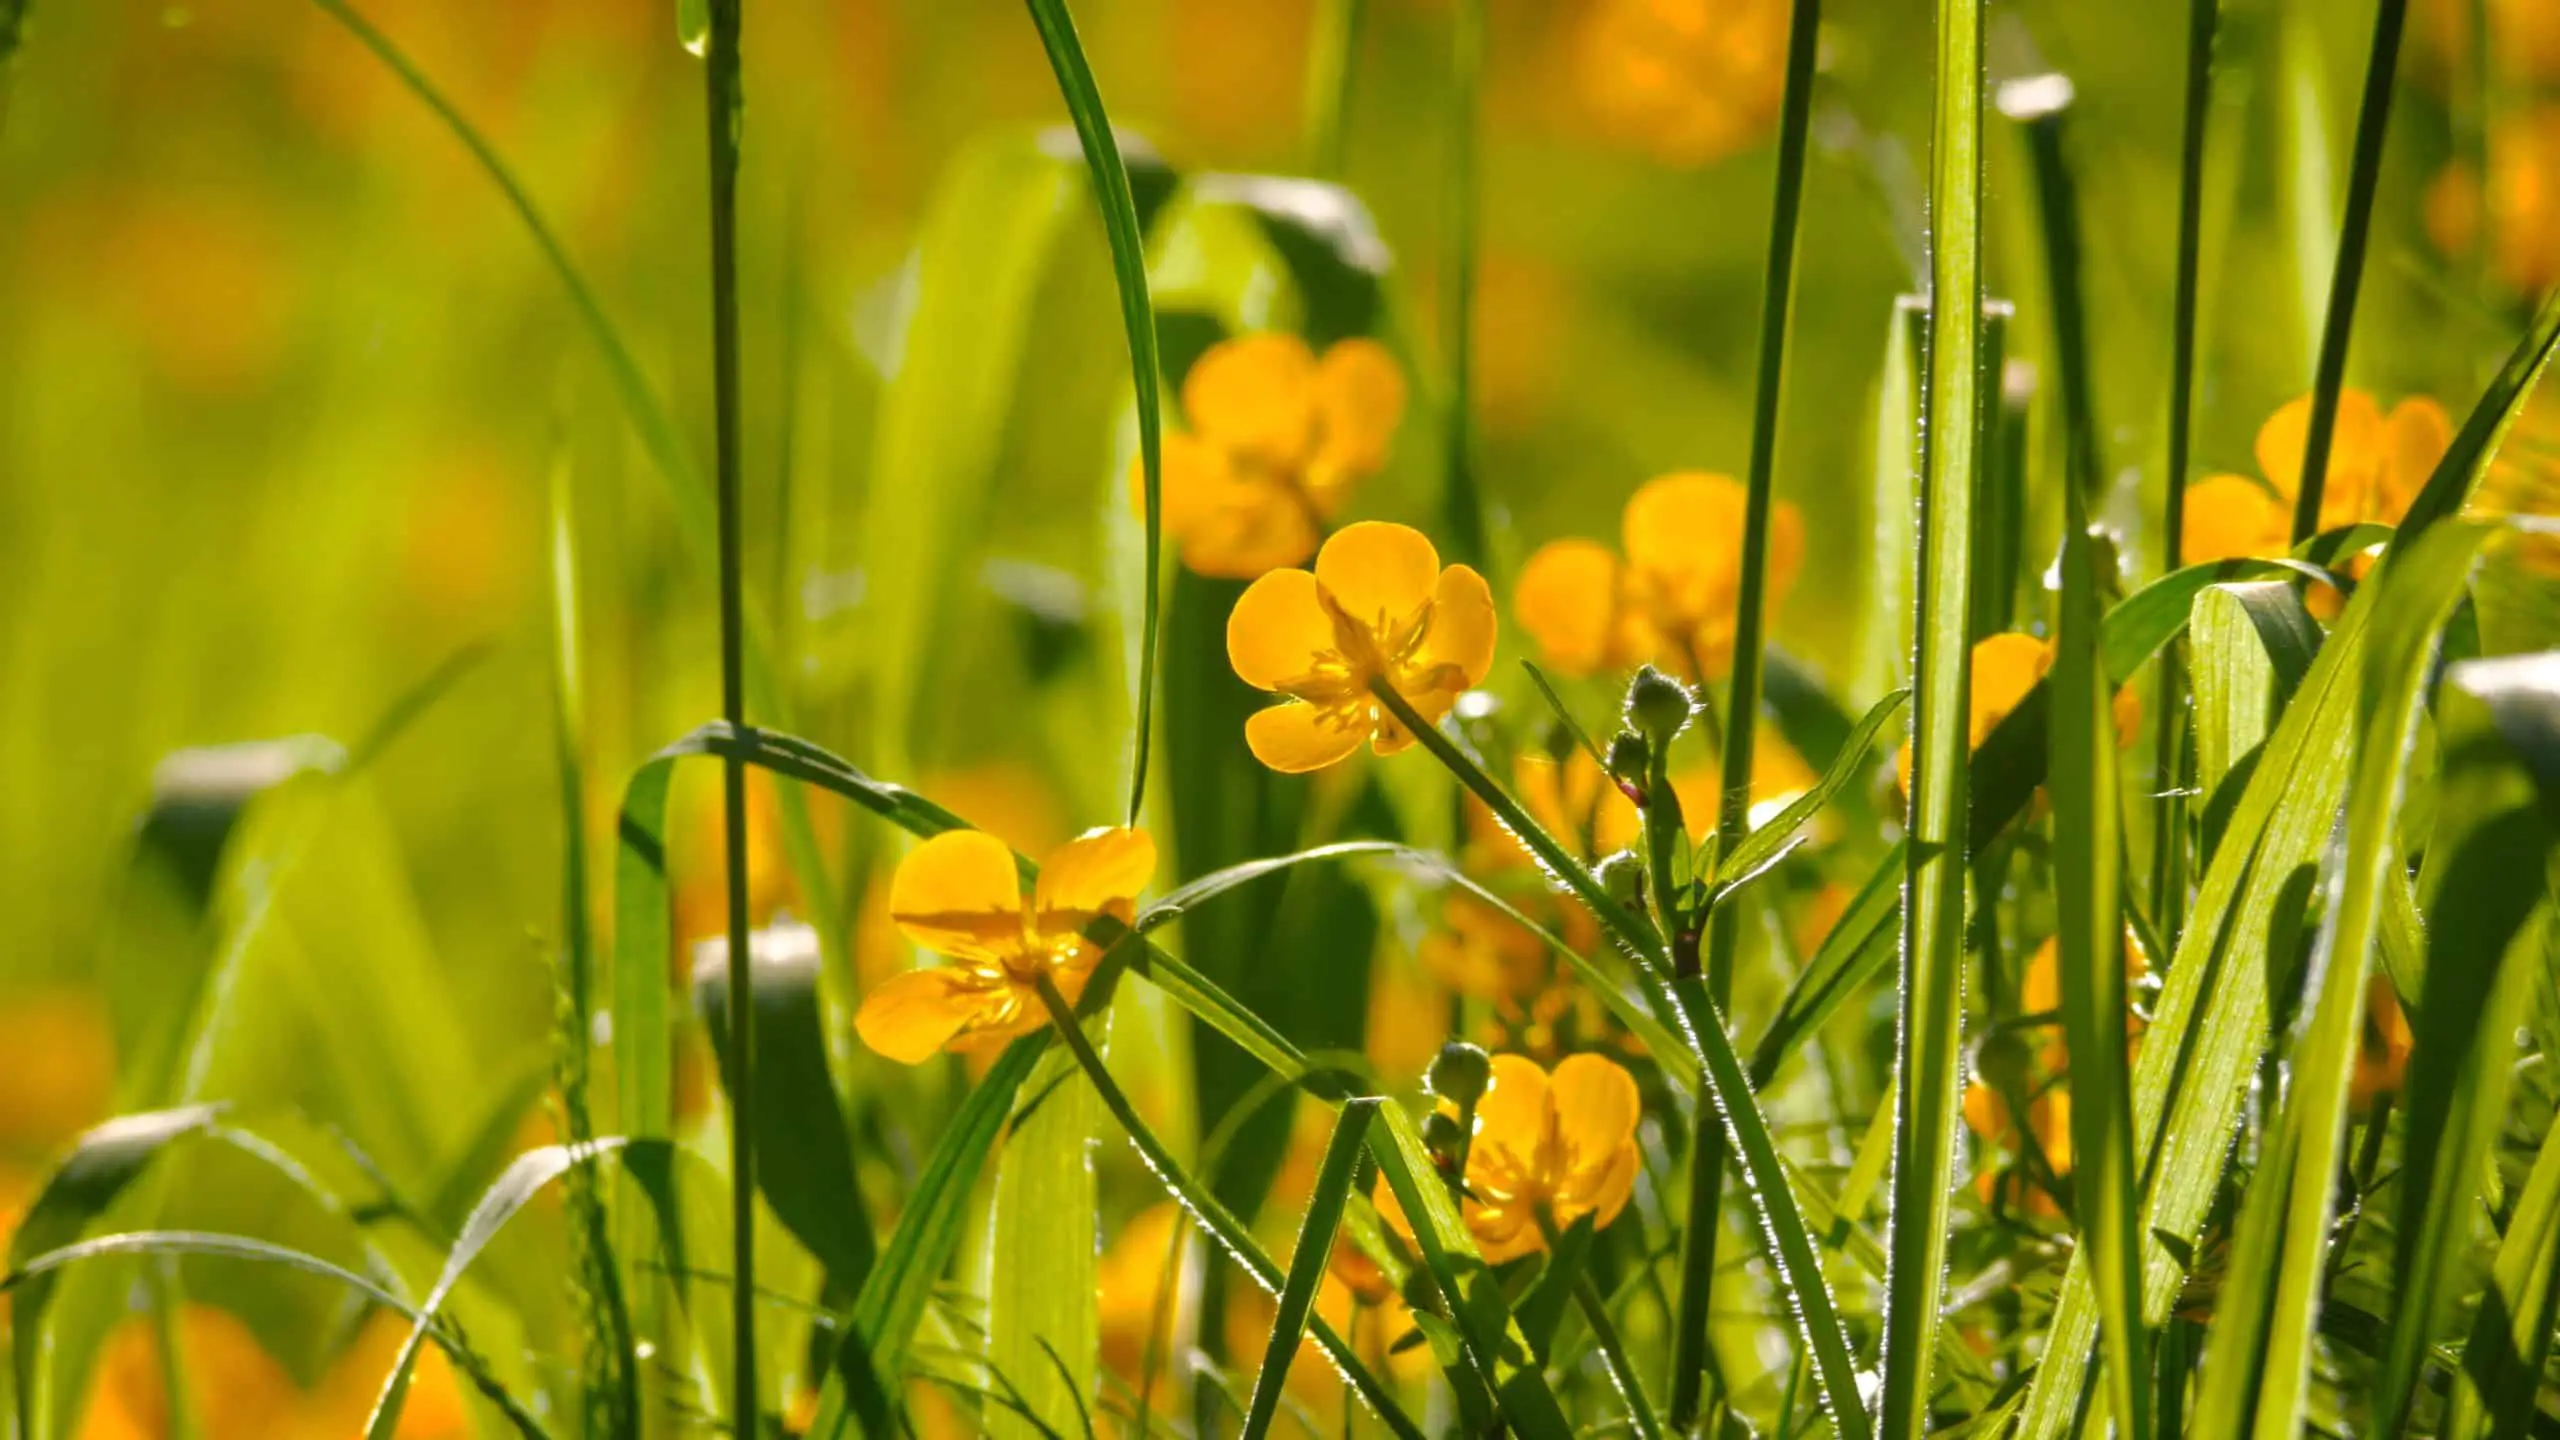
2256 389 2384 516
1228 568 1339 692
1970 633 2051 749
1564 1135 1639 1233
1142 430 1231 540
1184 333 1318 464
1547 1052 1641 1159
1315 522 1442 637
855 968 991 1064
1767 500 1806 605
1310 339 1408 484
1512 539 1625 677
1422 564 1498 688
1033 826 1157 935
1245 702 1370 773
888 830 1027 960
2380 396 2453 520
1182 480 1322 579
1622 471 1748 596
1962 1079 2013 1145
2181 474 2290 564
1471 1053 1551 1171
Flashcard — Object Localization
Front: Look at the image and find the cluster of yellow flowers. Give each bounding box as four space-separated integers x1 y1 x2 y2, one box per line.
2423 0 2560 294
2183 388 2451 609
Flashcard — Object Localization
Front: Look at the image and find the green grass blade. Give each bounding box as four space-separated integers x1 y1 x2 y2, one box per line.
1240 1099 1379 1440
2375 653 2560 1430
1715 688 1906 887
2052 493 2148 1440
2019 280 2560 1432
1299 0 1365 179
1883 0 1985 1428
991 1044 1101 1439
2444 1080 2560 1436
2287 0 2407 545
2189 583 2322 822
1438 0 1491 572
1020 0 1167 825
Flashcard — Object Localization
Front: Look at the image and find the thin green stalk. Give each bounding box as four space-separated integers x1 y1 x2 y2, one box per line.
701 0 757 1427
1674 0 1820 1421
1367 679 1872 1438
1883 0 1984 1431
2154 0 2216 965
1301 0 1366 181
1440 0 1492 574
2289 0 2407 544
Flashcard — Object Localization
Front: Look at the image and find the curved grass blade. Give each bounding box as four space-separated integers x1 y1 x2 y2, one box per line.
2444 1089 2560 1436
1020 0 1166 825
2019 273 2560 1440
1240 1099 1379 1440
4 1230 547 1440
1883 0 1986 1428
363 1139 639 1438
1714 688 1905 887
2373 653 2560 1430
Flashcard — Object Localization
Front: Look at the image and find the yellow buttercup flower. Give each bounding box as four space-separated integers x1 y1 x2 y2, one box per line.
1573 0 1791 169
1378 1052 1642 1264
2350 974 2415 1114
1514 473 1803 682
1139 333 1407 579
77 1304 469 1440
1226 522 1497 773
1895 632 2141 793
853 826 1155 1063
2182 389 2452 566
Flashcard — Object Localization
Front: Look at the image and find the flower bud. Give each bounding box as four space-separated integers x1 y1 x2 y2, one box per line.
1623 665 1693 747
1605 730 1650 792
1595 849 1645 906
1427 1041 1493 1107
1421 1108 1469 1171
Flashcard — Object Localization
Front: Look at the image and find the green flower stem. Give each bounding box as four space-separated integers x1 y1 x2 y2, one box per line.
1369 679 1873 1438
1300 0 1366 180
1029 969 1424 1440
1535 1209 1665 1440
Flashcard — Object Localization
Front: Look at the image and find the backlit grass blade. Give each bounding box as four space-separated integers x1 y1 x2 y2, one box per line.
2192 523 2483 1435
2377 653 2560 1432
2444 1081 2560 1436
1883 0 1985 1429
1020 0 1167 824
1439 0 1491 572
991 1042 1101 1439
2287 0 2407 545
2019 282 2560 1437
1240 1098 1379 1440
1715 688 1906 886
1300 0 1366 179
2051 491 2147 1440
2189 583 2321 816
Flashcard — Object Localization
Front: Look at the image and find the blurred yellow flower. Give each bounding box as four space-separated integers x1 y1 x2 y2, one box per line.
1227 522 1497 772
853 826 1154 1063
2351 974 2415 1114
1894 633 2140 794
672 768 843 963
1963 933 2147 1223
1378 1052 1641 1264
2424 107 2560 297
1141 334 1407 579
2182 389 2452 567
1097 1201 1185 1407
0 989 116 1150
1574 0 1790 169
1514 473 1803 682
78 1304 468 1440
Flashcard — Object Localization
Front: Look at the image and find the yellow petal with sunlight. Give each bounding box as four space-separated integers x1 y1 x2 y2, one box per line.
1184 332 1318 465
1422 564 1498 688
1310 338 1407 486
1245 701 1370 773
1548 1052 1641 1160
2182 474 2289 564
888 830 1027 961
855 967 990 1064
1512 539 1625 677
1181 479 1322 579
2380 395 2453 520
2255 389 2385 521
1032 826 1157 935
1472 1053 1551 1163
1142 430 1230 539
1315 521 1441 636
1565 1132 1640 1232
1228 568 1338 693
